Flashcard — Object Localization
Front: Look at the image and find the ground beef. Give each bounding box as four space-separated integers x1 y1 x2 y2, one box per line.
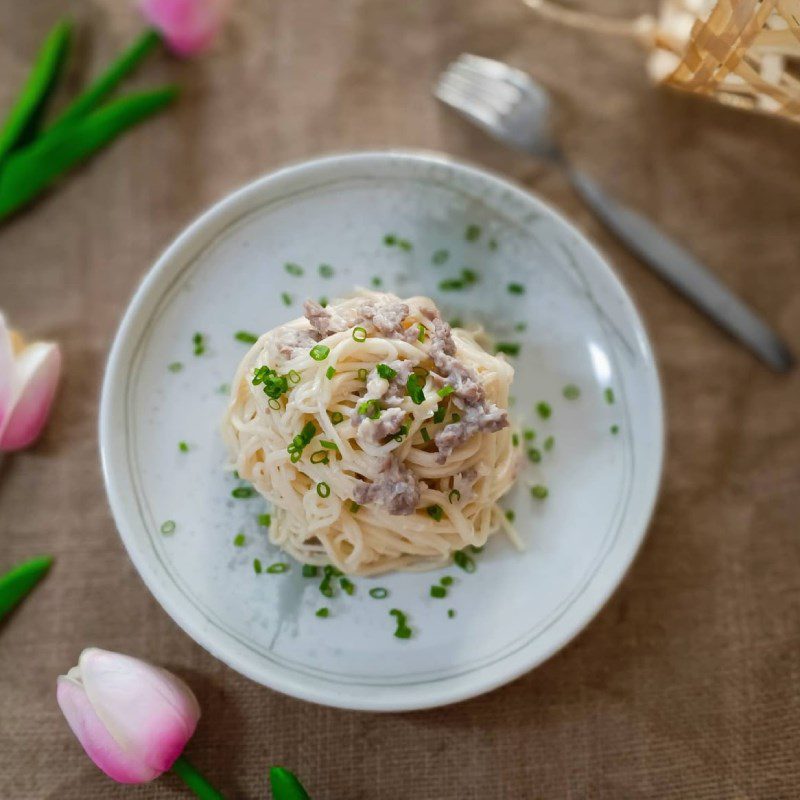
351 454 421 515
273 326 319 360
434 400 507 463
303 299 349 336
357 297 410 337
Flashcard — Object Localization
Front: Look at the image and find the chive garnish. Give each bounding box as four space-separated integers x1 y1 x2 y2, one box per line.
235 331 258 344
536 402 552 420
284 262 303 276
524 429 535 441
453 550 476 573
512 432 519 446
427 504 444 521
430 585 446 598
440 576 454 586
218 383 230 395
389 609 412 639
160 520 176 535
232 486 255 499
369 587 388 599
310 450 329 464
398 238 412 251
465 223 481 241
611 424 620 435
563 384 581 400
433 406 446 424
376 363 397 380
330 411 344 425
318 263 334 278
319 575 333 597
451 413 461 422
233 533 246 547
339 577 355 595
495 342 520 356
316 607 329 618
438 278 465 291
168 361 183 373
268 398 280 411
319 440 339 451
253 558 263 574
357 368 368 381
461 268 479 285
531 484 549 500
287 370 301 385
515 322 527 332
432 249 449 265
527 448 541 463
448 489 460 503
469 545 484 554
319 297 328 308
349 500 360 513
258 513 271 527
383 234 397 246
447 608 456 618
417 324 426 343
192 332 206 356
352 326 367 342
178 441 189 453
505 509 515 522
420 427 430 443
507 283 525 295
449 317 463 328
309 344 330 361
406 373 425 405
358 399 381 419
302 564 318 578
488 238 498 251
316 482 331 498
371 276 383 288
267 562 289 574
437 385 454 398
281 292 292 306
543 435 555 451
326 365 336 379
605 387 615 404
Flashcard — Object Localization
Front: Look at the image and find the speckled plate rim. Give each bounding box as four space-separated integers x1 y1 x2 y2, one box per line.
100 150 664 711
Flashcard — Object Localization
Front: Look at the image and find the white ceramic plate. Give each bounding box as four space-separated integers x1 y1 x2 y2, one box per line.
100 151 663 712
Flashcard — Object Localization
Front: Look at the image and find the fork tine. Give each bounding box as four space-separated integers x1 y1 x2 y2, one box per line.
438 66 520 116
434 79 505 132
456 54 535 93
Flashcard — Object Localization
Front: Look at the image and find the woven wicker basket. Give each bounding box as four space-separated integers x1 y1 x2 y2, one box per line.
525 0 800 121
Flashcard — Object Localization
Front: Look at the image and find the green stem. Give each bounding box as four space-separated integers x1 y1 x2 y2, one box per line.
171 755 225 800
47 29 161 134
0 555 53 621
270 766 312 799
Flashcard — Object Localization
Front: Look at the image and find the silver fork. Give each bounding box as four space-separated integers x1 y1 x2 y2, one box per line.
436 54 794 372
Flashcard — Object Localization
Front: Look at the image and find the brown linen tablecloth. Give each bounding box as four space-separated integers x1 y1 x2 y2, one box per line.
1 1 799 798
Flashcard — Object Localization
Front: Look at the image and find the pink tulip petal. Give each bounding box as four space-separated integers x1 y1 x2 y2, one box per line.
80 649 200 774
57 677 161 784
139 0 229 56
0 341 61 451
0 313 16 441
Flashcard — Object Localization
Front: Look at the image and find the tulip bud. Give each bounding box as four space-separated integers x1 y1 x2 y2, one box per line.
56 648 200 784
139 0 231 57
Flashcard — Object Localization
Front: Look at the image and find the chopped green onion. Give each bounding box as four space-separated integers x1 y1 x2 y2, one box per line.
301 421 316 441
611 424 620 435
432 249 449 265
440 576 454 586
376 363 397 380
383 234 397 246
319 297 328 308
420 427 430 443
469 545 484 554
302 564 318 578
543 435 555 451
316 482 331 498
531 484 549 500
281 292 292 306
319 440 339 451
512 432 519 446
536 402 552 420
448 489 460 503
168 361 183 373
358 399 381 420
563 384 581 400
310 450 329 464
398 239 412 251
357 367 368 381
369 587 388 599
524 429 535 441
316 607 329 618
349 500 360 513
438 278 465 291
465 223 481 241
390 609 412 639
447 608 456 618
178 441 189 453
453 550 476 573
417 324 426 342
232 486 255 499
605 387 615 404
319 574 333 597
488 238 498 251
330 411 344 425
461 268 479 285
287 370 301 384
451 413 461 423
268 398 281 411
393 424 409 442
235 331 258 344
289 451 301 463
507 283 525 295
233 533 246 547
192 332 206 356
515 322 527 332
267 562 289 574
433 406 446 424
325 564 343 578
218 383 230 395
505 509 515 522
318 263 334 278
309 344 330 361
325 366 336 380
430 585 446 598
427 504 444 521
437 385 454 398
412 365 429 378
371 276 383 288
284 262 303 276
527 448 542 463
352 326 367 342
258 513 271 527
160 520 176 535
495 342 520 356
339 577 355 595
253 558 263 574
406 373 425 405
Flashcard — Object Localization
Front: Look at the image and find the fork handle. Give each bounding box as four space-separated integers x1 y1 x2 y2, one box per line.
565 167 794 371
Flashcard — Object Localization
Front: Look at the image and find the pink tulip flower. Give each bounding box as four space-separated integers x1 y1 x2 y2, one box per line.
57 648 200 784
139 0 231 56
0 313 61 452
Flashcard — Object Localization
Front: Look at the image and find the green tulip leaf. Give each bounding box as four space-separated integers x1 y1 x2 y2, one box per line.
270 766 312 800
0 555 53 621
